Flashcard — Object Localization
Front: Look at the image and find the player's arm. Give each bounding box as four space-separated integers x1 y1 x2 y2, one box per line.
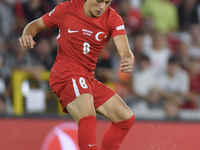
113 35 134 73
19 17 48 49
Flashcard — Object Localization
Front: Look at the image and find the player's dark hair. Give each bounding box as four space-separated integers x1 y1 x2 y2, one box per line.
168 55 179 64
133 31 145 39
140 53 150 62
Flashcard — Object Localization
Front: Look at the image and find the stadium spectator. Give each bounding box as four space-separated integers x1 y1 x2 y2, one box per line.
157 56 189 108
177 39 191 70
130 0 141 9
95 47 114 84
170 0 182 6
0 35 12 104
0 35 5 55
164 99 180 120
117 0 142 35
114 67 132 100
32 37 55 71
0 0 15 41
131 31 145 68
3 36 43 83
177 0 200 30
15 0 53 41
144 31 171 76
3 36 34 73
0 94 7 114
21 0 51 23
0 38 13 115
130 54 160 108
49 0 67 8
188 24 200 59
156 56 190 120
0 55 6 98
141 0 178 34
183 58 200 109
141 16 155 51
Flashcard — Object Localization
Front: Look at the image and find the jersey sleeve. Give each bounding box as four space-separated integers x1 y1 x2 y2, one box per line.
42 2 67 28
110 12 126 38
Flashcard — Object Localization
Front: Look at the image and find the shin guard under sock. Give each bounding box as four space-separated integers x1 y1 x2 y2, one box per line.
100 115 135 150
78 116 98 150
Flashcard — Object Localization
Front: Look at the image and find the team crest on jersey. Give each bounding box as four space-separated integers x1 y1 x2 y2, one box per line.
95 32 107 41
49 7 55 16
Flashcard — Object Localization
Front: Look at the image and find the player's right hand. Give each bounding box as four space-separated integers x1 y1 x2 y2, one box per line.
19 35 36 49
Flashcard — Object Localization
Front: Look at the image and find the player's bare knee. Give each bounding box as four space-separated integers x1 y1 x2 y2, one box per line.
76 109 96 124
118 107 133 121
67 103 96 123
126 110 134 119
83 107 96 117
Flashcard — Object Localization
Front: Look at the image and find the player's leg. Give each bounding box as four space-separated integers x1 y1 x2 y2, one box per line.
50 75 99 150
66 93 98 150
96 94 135 150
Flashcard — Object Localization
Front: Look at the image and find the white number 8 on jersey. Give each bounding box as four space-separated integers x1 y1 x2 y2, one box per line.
83 42 90 54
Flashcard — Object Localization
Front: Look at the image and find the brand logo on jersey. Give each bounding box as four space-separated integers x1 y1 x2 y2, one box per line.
89 144 97 147
49 7 55 16
116 25 125 31
41 122 79 150
68 29 79 33
95 32 107 41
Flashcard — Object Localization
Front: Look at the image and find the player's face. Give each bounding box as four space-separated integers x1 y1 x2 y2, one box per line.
87 0 112 17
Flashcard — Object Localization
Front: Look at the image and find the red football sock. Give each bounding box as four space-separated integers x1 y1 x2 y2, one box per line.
100 115 135 150
78 116 98 150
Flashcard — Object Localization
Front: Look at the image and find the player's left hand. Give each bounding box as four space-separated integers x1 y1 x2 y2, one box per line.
119 58 134 73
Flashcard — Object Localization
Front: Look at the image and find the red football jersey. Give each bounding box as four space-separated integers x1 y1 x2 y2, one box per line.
42 0 126 79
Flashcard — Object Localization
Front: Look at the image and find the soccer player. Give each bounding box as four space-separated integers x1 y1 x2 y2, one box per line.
19 0 135 149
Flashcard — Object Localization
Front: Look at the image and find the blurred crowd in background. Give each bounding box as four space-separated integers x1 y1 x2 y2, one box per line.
0 0 200 121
